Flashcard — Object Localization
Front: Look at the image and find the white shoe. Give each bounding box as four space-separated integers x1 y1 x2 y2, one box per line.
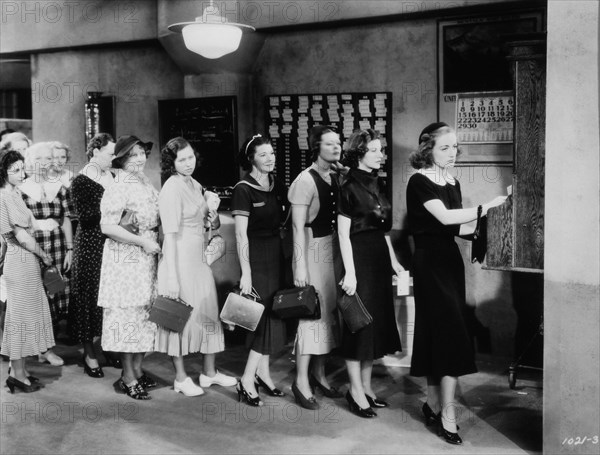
174 377 204 397
38 350 64 366
199 370 238 388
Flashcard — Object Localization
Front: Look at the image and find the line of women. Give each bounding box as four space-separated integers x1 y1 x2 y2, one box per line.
0 122 506 446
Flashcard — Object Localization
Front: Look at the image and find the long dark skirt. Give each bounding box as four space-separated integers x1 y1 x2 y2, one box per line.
245 234 287 355
410 242 477 378
341 230 401 360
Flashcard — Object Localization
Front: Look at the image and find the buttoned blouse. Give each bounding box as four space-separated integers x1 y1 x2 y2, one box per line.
338 168 392 235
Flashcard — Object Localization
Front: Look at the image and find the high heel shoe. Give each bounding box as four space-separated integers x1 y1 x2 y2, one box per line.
137 373 157 389
237 381 263 407
345 391 377 418
438 422 463 445
82 356 104 378
309 374 343 398
422 402 441 426
7 366 38 383
117 378 151 400
6 376 41 394
254 375 284 397
292 382 319 410
366 394 389 408
422 403 459 429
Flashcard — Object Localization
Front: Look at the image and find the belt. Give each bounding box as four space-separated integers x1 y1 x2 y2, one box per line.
34 218 60 231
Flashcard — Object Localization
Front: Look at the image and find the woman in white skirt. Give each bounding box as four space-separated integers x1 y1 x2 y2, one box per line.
98 135 161 400
288 126 343 409
154 137 236 396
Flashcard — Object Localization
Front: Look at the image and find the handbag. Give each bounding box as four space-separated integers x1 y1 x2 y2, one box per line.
205 226 226 266
220 287 264 332
42 265 67 295
272 285 321 320
148 295 193 333
471 205 488 264
119 209 139 235
337 287 372 333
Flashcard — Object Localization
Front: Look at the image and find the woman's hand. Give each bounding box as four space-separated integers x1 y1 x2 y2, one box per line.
341 273 357 296
165 277 179 300
63 250 72 272
142 238 161 255
207 209 219 225
41 251 53 267
294 264 309 287
484 196 508 214
391 258 405 276
239 273 252 295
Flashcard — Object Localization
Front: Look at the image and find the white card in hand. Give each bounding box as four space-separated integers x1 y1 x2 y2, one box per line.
396 271 410 296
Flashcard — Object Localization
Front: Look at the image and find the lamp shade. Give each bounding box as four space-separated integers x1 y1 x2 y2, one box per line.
182 23 243 59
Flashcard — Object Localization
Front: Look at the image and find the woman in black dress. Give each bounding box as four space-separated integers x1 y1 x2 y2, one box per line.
68 133 117 377
407 122 506 444
338 129 403 418
231 134 289 407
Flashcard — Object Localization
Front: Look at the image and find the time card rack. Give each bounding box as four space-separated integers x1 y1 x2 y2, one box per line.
265 92 393 199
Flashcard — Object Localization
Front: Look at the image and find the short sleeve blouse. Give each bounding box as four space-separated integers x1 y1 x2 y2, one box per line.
231 174 288 236
159 175 208 235
406 172 462 237
0 189 32 239
338 168 392 235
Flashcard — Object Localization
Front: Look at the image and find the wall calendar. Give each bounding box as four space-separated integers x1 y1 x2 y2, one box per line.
455 91 514 144
265 92 393 199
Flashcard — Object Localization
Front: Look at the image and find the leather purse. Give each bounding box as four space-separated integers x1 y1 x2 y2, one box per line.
220 287 264 332
119 209 139 235
148 295 193 333
471 205 488 264
337 288 373 333
205 226 226 266
272 285 321 320
42 265 67 295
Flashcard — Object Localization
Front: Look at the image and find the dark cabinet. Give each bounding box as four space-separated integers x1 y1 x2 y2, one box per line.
486 33 546 273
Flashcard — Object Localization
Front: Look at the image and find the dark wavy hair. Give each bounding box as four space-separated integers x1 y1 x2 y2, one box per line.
86 133 114 160
309 125 337 162
409 125 460 169
341 129 380 169
0 150 25 187
237 134 272 171
160 137 200 182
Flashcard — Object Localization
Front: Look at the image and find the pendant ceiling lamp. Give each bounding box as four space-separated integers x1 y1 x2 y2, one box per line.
168 0 255 59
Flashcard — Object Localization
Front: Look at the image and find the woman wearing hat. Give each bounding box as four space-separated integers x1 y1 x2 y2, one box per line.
287 125 343 410
337 129 403 418
97 135 161 400
68 133 117 378
231 134 289 407
407 122 506 444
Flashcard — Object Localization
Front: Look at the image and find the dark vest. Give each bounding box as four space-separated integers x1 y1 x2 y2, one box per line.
306 168 338 238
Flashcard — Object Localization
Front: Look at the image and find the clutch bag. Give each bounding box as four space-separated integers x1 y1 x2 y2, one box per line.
220 287 264 332
337 289 372 333
272 285 321 320
148 295 193 333
119 209 139 235
42 265 67 295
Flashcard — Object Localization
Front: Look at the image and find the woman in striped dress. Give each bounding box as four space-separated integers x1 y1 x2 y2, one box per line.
0 150 55 393
22 142 74 366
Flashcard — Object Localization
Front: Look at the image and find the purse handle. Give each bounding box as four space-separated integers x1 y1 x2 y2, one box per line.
239 286 261 301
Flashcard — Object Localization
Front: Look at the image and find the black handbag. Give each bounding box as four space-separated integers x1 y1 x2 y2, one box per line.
471 205 488 264
42 265 67 295
337 289 372 333
272 285 321 320
148 295 193 332
119 209 139 235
